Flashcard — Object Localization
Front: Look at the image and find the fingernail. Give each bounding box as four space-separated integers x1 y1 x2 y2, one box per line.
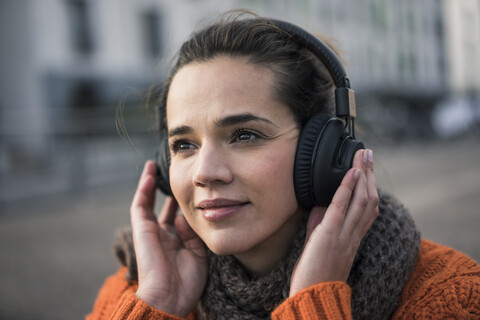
368 150 373 164
354 168 360 180
363 150 368 164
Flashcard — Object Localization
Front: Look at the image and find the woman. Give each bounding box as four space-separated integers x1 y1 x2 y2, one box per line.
88 14 480 320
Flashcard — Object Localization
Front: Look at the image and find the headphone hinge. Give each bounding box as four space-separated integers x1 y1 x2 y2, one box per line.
335 87 356 119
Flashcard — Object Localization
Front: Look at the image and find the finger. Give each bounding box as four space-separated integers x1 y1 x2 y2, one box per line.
365 150 376 193
319 150 364 232
344 150 379 237
131 177 157 224
132 161 157 214
342 168 368 235
143 159 157 178
321 168 360 231
305 206 327 243
158 196 179 225
362 204 379 236
130 172 164 258
352 149 366 170
362 150 379 234
175 215 207 258
136 160 157 192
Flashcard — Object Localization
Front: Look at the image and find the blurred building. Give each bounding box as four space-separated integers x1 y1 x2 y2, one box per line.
0 0 173 201
443 0 480 96
431 0 480 137
0 0 479 202
256 0 448 96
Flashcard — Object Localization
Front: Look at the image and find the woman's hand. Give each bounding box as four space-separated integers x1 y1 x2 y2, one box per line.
131 161 208 317
290 149 378 296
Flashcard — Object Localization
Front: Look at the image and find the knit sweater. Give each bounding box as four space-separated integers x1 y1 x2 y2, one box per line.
87 239 480 319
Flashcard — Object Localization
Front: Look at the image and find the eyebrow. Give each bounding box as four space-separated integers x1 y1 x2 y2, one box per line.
168 126 192 138
168 113 278 138
215 113 278 128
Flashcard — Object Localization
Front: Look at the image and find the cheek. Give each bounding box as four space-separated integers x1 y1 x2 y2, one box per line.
169 161 192 207
246 145 297 202
169 161 206 241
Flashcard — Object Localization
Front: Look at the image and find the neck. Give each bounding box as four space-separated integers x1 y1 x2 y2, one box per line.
233 209 305 277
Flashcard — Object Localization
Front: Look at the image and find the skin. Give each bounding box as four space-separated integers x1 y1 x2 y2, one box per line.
131 57 379 317
166 57 304 275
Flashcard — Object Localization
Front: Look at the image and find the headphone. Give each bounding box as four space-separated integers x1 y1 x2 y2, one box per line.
154 19 364 208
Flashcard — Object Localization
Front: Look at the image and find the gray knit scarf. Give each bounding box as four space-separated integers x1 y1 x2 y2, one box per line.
115 190 420 320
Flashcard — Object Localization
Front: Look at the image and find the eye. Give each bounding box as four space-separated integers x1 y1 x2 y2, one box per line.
170 140 197 153
231 128 261 143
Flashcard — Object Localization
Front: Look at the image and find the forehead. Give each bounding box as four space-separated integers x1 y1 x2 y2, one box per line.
170 57 272 98
166 56 294 129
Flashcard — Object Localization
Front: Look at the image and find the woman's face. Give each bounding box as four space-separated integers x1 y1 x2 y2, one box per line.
166 56 303 255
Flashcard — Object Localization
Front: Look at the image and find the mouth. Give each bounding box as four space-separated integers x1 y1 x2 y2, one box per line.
196 198 248 209
196 198 249 222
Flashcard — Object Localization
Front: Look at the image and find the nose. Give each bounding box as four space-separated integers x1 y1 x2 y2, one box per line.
192 142 233 188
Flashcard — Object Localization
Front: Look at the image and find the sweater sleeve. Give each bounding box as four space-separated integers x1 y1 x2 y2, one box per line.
392 239 480 319
272 240 480 319
86 267 196 320
271 281 352 320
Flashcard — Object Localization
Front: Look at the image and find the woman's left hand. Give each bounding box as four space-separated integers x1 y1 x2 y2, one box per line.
289 149 379 296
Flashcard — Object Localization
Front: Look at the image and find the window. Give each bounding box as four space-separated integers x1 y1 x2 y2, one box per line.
370 0 387 31
141 10 163 59
66 0 94 55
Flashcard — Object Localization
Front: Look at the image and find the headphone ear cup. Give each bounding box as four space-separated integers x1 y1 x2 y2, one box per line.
155 137 173 196
294 113 331 208
310 121 364 206
294 114 364 208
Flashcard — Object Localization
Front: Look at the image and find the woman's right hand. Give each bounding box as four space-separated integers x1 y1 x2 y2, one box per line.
289 149 378 296
130 161 208 317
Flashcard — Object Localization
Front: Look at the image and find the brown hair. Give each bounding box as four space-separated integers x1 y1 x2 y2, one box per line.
155 12 336 136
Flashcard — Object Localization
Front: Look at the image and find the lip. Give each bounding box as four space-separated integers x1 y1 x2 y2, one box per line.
196 198 249 222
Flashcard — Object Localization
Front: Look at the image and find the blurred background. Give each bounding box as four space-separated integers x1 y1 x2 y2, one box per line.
1 0 479 319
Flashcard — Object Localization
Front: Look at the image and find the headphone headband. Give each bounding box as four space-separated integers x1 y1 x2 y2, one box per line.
269 19 350 89
268 19 357 134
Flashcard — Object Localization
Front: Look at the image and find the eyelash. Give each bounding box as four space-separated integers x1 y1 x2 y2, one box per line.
169 128 265 154
170 139 195 154
230 128 264 143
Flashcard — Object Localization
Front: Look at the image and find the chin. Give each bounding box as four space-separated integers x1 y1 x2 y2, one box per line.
207 246 234 256
202 230 258 256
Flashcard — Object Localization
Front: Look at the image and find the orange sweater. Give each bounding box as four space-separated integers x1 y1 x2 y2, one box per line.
87 239 480 319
